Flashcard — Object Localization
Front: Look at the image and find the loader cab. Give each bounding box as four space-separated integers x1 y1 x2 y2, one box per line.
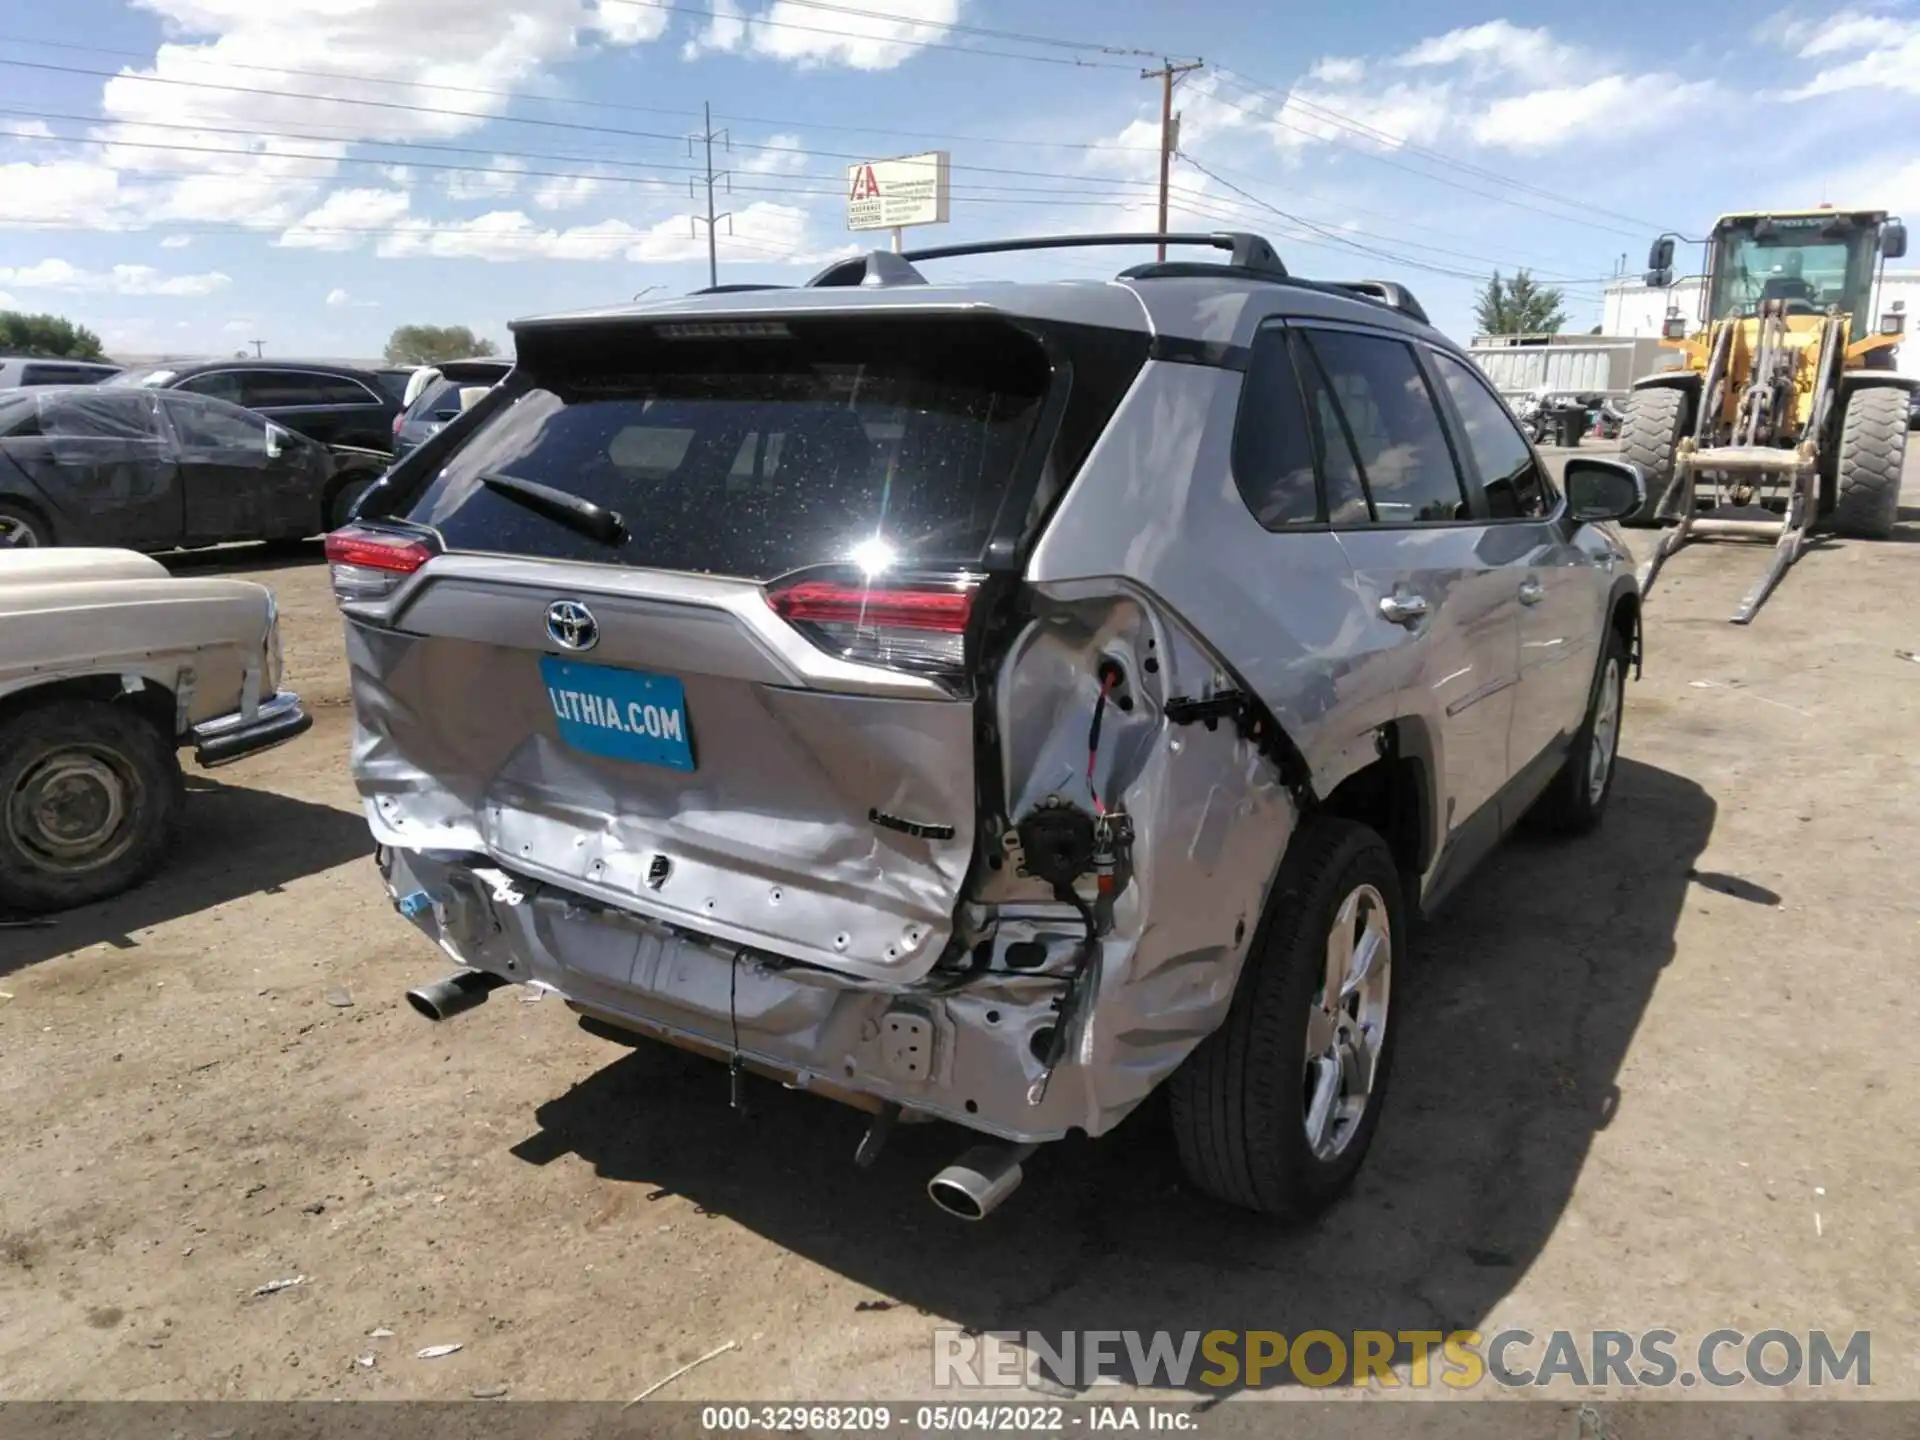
1699 210 1898 324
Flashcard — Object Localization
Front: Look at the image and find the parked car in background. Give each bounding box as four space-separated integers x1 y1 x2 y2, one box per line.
0 356 121 388
390 357 511 460
373 366 421 407
105 359 400 452
329 230 1647 1223
0 546 308 913
0 386 388 549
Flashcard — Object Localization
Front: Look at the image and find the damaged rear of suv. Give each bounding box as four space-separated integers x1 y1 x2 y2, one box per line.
329 232 1647 1222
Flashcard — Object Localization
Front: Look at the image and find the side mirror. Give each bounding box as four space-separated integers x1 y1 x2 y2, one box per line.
1646 236 1675 271
1883 220 1908 261
1566 456 1646 524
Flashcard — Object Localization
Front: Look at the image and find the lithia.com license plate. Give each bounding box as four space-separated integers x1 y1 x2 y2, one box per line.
539 656 696 772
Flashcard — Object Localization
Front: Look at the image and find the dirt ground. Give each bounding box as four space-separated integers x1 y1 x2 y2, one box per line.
3 446 1918 1405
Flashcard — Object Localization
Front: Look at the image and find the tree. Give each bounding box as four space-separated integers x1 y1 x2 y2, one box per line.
383 324 499 365
1473 270 1568 336
0 310 104 359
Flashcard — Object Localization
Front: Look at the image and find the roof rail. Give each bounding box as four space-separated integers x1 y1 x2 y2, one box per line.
806 231 1286 288
1334 281 1429 325
689 283 791 295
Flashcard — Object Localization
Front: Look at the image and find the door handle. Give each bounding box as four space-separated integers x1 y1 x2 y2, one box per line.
1519 579 1545 606
1378 592 1429 626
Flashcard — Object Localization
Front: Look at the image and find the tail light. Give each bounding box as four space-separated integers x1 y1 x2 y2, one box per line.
324 524 438 603
768 574 979 681
392 412 406 437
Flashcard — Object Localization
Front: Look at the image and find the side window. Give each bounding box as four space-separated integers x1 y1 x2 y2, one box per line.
1230 327 1321 528
1300 329 1469 524
313 376 382 406
1293 339 1373 525
1430 351 1552 519
178 371 245 405
239 371 329 408
21 364 94 386
165 396 269 459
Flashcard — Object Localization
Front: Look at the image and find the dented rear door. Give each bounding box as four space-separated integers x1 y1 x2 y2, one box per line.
341 313 1058 984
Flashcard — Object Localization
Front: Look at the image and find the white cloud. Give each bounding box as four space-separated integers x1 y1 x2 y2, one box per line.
1470 75 1719 152
739 134 808 174
160 234 192 248
0 291 15 309
372 200 827 264
1210 22 1718 160
0 259 231 297
687 0 960 70
445 157 527 200
1307 57 1366 86
531 174 605 209
684 0 749 59
0 0 671 232
0 119 54 140
278 188 414 250
1774 9 1920 98
1394 20 1578 75
0 161 128 227
326 287 351 308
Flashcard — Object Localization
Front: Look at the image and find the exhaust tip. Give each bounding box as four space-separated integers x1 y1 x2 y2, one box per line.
405 969 509 1022
927 1142 1038 1222
404 986 446 1022
928 1176 989 1221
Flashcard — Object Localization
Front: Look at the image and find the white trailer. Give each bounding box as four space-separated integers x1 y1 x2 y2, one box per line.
1467 334 1672 400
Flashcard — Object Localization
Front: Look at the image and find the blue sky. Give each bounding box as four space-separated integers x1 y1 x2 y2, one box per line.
1 0 1916 358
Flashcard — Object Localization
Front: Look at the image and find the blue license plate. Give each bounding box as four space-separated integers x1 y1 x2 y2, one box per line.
539 657 695 772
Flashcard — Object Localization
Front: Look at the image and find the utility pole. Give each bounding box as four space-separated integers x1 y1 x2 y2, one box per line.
1142 58 1203 261
249 339 264 358
689 101 732 290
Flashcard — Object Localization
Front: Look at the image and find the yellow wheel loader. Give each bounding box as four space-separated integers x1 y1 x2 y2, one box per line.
1620 207 1913 623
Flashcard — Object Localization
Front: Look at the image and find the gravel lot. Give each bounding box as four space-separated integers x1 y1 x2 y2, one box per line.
3 445 1918 1403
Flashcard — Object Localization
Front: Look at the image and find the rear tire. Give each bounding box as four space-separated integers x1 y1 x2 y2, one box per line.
1618 387 1687 527
0 500 50 548
1831 387 1909 540
1169 816 1404 1221
0 699 182 914
1528 622 1629 837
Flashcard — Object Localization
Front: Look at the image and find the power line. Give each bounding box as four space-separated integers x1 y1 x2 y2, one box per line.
662 0 1171 58
595 0 1142 69
1188 76 1654 242
0 33 1167 152
1208 66 1672 234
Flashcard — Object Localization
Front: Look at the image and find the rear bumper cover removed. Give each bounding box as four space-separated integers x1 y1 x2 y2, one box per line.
377 845 1156 1144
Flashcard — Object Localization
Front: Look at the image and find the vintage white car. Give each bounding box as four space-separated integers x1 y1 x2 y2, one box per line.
0 547 309 913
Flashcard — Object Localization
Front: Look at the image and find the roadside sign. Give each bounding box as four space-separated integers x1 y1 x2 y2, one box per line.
846 151 950 234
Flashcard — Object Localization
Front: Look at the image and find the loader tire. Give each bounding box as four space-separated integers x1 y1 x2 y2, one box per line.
1618 387 1687 527
1832 388 1909 540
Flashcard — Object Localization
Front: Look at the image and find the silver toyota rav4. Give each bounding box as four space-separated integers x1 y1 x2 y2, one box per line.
327 232 1647 1223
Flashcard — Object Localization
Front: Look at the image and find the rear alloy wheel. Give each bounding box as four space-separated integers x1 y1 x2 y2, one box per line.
1169 816 1404 1220
1528 623 1629 836
0 700 182 913
0 502 48 548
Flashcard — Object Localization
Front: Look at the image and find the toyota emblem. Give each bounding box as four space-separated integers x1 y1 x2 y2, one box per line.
545 599 599 651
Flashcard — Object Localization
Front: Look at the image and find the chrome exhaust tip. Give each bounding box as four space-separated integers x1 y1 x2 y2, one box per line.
927 1142 1038 1221
405 969 510 1021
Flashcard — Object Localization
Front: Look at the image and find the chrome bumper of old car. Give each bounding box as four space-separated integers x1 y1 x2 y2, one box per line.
191 690 313 768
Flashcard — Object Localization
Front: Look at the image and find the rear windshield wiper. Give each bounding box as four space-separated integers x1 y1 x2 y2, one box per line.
479 471 627 547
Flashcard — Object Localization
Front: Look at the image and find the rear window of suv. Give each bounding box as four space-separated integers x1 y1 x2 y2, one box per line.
403 317 1053 582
